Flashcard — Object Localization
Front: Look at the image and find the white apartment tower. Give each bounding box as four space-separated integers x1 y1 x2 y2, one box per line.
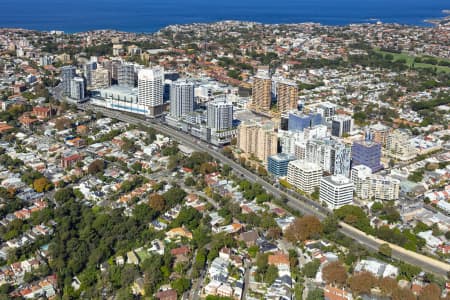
170 80 194 118
207 99 233 131
287 160 322 194
320 175 354 209
138 67 164 117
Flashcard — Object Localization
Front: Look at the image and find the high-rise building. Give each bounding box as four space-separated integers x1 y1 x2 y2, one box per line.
367 123 391 147
288 111 323 132
237 120 277 164
305 138 351 177
70 77 86 101
207 99 233 131
252 68 272 112
138 67 164 117
83 61 97 87
386 130 416 161
351 165 400 201
352 140 383 173
170 80 194 118
118 63 138 87
277 80 298 113
317 102 337 122
287 160 322 194
61 66 76 96
91 67 111 89
351 165 373 200
331 115 353 137
320 175 354 209
268 153 296 177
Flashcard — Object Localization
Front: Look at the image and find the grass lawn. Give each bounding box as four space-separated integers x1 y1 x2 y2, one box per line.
135 248 150 262
374 49 450 73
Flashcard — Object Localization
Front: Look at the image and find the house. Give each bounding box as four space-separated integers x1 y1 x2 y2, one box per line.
156 289 177 300
61 153 82 169
171 246 190 264
116 256 124 266
324 285 353 300
19 115 39 128
217 283 233 297
0 123 13 133
417 230 443 250
32 107 53 119
166 227 193 240
132 277 145 296
268 251 289 267
239 230 258 247
354 259 399 278
126 251 139 265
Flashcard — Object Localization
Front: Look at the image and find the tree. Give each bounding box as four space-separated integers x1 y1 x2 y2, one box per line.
54 187 75 204
306 289 324 300
172 277 190 295
148 193 165 212
302 259 321 278
184 176 195 187
391 288 416 300
379 243 392 257
418 283 441 300
163 187 187 208
399 262 421 280
88 159 105 175
379 277 398 296
322 214 339 234
33 177 52 193
285 215 323 243
171 207 202 231
265 265 279 285
322 261 347 286
349 271 377 296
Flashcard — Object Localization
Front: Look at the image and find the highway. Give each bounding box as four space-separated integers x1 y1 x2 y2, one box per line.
78 103 450 277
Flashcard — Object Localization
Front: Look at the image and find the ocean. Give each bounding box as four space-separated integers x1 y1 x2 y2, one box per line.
0 0 447 33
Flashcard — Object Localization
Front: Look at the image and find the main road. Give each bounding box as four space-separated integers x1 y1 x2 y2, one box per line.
78 103 450 277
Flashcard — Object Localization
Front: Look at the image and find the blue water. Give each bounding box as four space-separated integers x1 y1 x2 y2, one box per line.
0 0 447 33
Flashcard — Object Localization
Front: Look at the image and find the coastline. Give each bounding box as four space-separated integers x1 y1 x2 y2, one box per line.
0 15 448 35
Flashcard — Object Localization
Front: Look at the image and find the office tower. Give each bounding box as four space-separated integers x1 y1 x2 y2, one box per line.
70 77 86 101
207 99 233 131
277 80 298 113
251 68 272 112
352 140 383 172
331 115 353 137
320 175 354 209
170 80 194 118
351 165 400 201
237 121 278 164
138 67 164 117
386 129 416 161
83 61 97 87
287 160 322 194
118 63 138 87
61 66 76 96
267 153 296 177
288 111 323 132
368 123 391 147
